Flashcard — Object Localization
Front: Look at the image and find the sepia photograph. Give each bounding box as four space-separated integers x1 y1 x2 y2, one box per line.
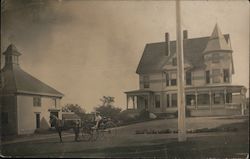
0 0 249 158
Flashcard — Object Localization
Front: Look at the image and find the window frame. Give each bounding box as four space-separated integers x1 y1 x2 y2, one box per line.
170 72 177 86
143 76 150 88
223 69 230 83
186 71 192 85
33 96 42 107
212 69 221 83
205 70 210 84
35 113 41 129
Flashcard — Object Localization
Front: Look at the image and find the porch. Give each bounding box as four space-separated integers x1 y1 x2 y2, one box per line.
125 90 154 111
124 85 247 116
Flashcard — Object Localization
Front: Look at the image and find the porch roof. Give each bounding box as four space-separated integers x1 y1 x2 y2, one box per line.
185 85 246 93
125 89 154 96
125 85 246 95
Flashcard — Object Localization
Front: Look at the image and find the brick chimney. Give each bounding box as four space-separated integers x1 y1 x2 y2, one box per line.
183 30 188 39
165 32 170 56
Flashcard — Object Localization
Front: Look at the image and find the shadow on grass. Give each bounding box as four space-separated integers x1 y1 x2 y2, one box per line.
2 118 248 158
46 138 248 159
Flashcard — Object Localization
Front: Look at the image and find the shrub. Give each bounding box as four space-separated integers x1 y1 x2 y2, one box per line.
138 109 150 120
116 110 137 125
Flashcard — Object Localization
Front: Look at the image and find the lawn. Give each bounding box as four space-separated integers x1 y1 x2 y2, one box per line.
1 116 249 158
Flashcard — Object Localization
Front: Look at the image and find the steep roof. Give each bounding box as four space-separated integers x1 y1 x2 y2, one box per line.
1 44 63 97
203 24 232 53
1 66 63 97
136 34 230 74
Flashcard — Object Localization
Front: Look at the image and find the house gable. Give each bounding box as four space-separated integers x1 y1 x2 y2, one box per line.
136 34 230 74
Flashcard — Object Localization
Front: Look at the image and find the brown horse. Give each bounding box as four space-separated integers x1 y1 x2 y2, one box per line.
50 115 63 143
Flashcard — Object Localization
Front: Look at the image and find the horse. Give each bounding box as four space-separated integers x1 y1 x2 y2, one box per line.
50 115 64 143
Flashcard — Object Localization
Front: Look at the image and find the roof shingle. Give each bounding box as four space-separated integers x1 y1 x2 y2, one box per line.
1 65 63 97
1 44 63 97
136 34 230 74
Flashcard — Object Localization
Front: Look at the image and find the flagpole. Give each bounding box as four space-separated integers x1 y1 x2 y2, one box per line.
176 0 186 142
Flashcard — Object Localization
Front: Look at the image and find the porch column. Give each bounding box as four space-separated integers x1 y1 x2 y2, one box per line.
126 95 129 110
209 90 212 111
224 88 227 107
161 92 164 112
241 88 247 116
170 93 172 107
147 94 150 111
195 90 198 110
132 96 135 109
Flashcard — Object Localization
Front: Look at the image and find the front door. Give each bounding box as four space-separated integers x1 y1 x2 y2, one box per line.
36 113 40 129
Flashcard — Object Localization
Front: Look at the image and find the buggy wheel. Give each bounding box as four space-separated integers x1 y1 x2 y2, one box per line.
98 130 105 140
81 129 92 141
90 129 98 141
82 133 92 141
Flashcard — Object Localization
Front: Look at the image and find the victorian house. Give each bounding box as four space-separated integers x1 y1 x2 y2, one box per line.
125 24 247 116
0 44 63 136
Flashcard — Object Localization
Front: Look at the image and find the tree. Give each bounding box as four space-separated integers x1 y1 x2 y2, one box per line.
100 96 114 107
62 104 85 119
94 96 121 119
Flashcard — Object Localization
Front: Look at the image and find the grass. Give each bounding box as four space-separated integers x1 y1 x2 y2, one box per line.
1 117 249 158
20 132 248 158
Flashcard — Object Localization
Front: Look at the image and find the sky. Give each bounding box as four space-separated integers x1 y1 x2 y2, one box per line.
1 0 249 112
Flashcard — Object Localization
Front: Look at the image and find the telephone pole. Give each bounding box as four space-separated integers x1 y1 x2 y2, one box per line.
176 0 187 142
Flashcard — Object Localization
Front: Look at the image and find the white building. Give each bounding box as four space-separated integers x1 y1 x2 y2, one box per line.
125 24 247 116
0 44 63 136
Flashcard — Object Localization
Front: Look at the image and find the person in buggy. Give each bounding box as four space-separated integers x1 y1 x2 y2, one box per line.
92 112 103 129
